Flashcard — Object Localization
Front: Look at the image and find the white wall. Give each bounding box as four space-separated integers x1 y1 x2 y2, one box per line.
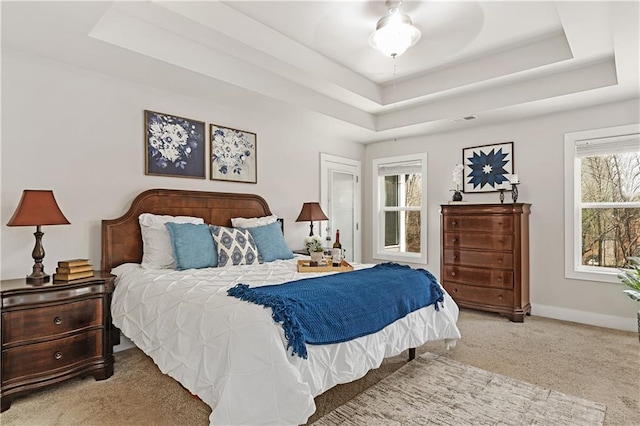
0 49 364 280
364 98 640 331
3 48 637 333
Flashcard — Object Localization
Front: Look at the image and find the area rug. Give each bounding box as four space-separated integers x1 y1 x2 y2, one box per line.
313 352 606 425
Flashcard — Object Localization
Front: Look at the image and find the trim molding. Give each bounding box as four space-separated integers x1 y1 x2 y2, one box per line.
532 303 636 332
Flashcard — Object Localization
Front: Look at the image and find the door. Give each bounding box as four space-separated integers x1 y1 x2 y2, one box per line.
320 153 361 262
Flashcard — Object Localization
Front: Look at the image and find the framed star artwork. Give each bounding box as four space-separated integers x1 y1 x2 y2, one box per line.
462 142 514 193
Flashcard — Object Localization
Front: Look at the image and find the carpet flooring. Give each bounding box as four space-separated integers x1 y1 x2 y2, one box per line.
0 309 637 425
313 352 606 425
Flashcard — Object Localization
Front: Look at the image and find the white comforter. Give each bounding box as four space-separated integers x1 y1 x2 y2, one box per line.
111 258 461 425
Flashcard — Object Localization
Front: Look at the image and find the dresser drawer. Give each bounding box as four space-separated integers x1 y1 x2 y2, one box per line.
442 283 514 308
443 248 513 269
442 265 513 289
2 298 102 346
443 232 514 250
443 215 513 233
1 329 103 383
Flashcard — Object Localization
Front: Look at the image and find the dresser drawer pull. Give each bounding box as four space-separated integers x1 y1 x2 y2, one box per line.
452 254 457 260
54 317 63 325
452 237 457 243
54 351 63 360
451 271 456 276
451 221 457 226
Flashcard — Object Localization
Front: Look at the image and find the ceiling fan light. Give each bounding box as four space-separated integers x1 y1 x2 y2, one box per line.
369 1 421 57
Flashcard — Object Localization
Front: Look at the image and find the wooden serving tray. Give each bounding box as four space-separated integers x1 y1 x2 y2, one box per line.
297 259 354 273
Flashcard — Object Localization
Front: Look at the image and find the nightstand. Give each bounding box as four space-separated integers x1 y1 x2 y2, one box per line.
1 272 115 412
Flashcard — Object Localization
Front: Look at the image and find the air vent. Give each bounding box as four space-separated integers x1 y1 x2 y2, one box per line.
452 115 478 123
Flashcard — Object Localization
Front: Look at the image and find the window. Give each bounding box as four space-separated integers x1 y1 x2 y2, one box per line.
372 153 427 263
564 124 640 283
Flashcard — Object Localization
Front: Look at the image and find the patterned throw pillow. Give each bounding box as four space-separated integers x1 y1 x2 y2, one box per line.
209 225 263 267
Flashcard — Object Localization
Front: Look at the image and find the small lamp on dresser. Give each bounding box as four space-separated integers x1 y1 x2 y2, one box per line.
6 189 70 285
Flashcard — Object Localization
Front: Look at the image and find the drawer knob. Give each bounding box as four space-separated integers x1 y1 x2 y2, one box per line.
452 254 457 260
453 288 458 292
54 351 63 360
451 271 456 276
452 237 457 243
54 317 63 325
451 221 458 226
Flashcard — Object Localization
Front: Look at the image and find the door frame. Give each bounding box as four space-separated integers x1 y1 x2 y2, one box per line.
320 153 362 262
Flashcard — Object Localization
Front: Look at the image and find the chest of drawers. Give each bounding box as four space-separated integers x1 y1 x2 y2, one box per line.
440 203 531 322
1 272 115 411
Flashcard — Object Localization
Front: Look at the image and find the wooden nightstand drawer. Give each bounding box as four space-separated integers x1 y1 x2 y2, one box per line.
443 283 514 308
2 298 102 346
443 233 514 250
442 265 513 289
442 215 513 233
2 329 103 383
443 248 513 269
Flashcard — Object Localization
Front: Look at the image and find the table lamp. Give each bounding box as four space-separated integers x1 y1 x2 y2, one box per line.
6 190 70 284
295 202 328 237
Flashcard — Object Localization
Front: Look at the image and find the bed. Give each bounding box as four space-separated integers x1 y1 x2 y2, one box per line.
102 188 461 425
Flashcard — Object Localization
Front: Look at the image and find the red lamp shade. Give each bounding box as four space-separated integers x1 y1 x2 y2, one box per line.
7 190 70 227
296 202 328 237
7 190 70 285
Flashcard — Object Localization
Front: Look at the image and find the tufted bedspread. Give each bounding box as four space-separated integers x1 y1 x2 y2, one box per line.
111 257 461 425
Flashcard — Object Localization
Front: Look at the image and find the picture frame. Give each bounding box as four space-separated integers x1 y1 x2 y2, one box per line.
144 110 206 179
462 141 514 193
210 124 257 184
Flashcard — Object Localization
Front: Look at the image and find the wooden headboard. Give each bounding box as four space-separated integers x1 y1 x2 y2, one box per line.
101 188 273 272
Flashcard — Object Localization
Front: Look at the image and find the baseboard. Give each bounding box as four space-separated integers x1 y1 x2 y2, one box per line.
532 303 637 332
113 335 136 353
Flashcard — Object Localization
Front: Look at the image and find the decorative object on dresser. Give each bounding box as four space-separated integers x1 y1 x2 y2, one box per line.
53 259 94 282
450 164 464 202
210 124 257 183
6 190 71 285
296 202 329 237
0 272 115 412
440 203 531 322
462 142 514 193
496 173 522 203
144 110 206 179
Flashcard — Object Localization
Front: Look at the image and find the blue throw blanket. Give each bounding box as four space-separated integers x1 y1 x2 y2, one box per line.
227 263 444 358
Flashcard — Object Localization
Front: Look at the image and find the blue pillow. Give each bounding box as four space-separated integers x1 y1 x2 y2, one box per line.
244 221 294 262
165 223 217 270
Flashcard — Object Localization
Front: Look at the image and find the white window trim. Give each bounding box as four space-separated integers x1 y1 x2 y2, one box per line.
372 153 428 264
563 123 640 283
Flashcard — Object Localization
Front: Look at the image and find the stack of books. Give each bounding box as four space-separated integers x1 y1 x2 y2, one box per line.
53 259 94 281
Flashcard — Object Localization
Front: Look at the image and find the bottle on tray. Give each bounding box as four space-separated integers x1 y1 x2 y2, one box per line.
332 229 342 267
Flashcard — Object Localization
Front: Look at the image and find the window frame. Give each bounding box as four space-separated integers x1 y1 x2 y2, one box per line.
372 153 428 264
564 123 640 283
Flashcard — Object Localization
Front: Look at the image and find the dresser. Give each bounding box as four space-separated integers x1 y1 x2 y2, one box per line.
1 272 115 411
440 203 531 322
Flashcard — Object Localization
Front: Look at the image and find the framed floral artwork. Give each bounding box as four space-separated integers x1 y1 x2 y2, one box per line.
462 141 514 193
210 124 257 183
144 110 206 179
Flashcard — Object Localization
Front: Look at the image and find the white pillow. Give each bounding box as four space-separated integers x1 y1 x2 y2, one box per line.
139 213 204 269
230 214 278 228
